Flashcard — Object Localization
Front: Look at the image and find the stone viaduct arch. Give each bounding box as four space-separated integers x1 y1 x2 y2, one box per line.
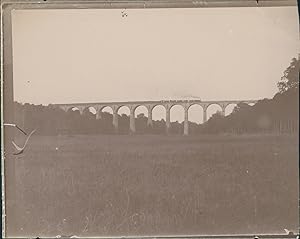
56 99 257 135
188 104 203 124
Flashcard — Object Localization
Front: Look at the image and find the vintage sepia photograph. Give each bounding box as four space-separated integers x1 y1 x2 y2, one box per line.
1 0 299 238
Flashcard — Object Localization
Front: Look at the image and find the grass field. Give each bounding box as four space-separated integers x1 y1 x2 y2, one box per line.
13 134 298 237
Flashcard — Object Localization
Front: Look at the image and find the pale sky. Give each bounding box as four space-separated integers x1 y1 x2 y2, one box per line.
11 7 299 122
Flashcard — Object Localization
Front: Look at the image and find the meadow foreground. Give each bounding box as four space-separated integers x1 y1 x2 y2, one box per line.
13 134 298 237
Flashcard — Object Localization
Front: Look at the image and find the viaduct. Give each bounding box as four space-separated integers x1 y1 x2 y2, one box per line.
55 99 257 135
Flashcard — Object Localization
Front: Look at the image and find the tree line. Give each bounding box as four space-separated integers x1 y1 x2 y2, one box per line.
201 57 299 135
14 57 299 135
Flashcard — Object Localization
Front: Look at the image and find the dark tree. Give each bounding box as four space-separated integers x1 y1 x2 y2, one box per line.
277 57 299 93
